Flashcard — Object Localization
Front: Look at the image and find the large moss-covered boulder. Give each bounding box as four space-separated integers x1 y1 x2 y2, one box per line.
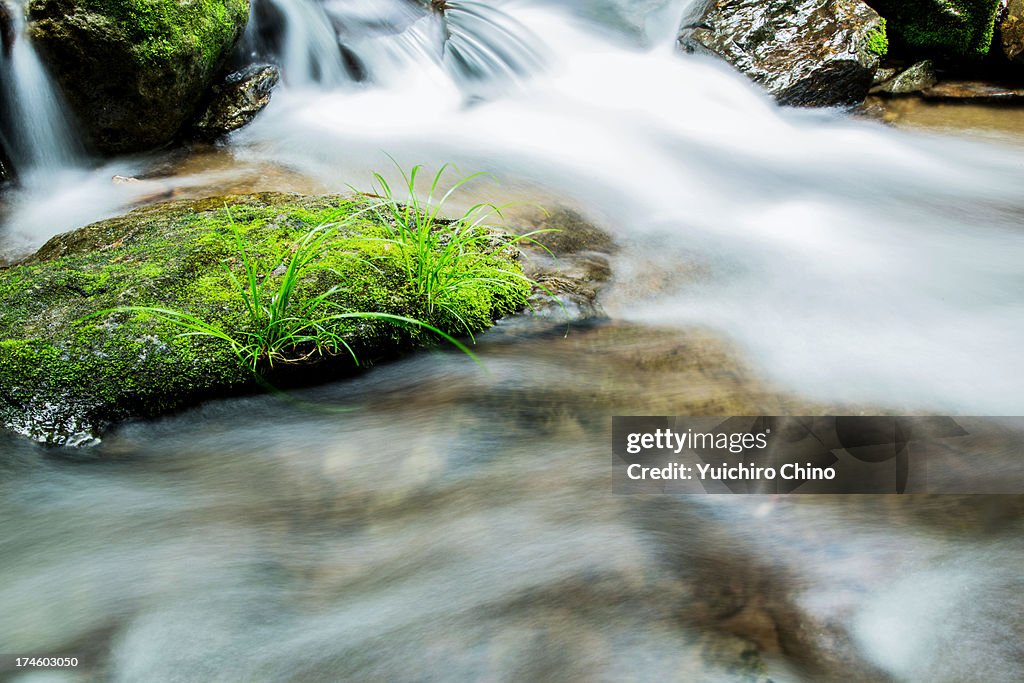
26 0 250 153
679 0 888 107
864 0 1001 59
0 194 529 446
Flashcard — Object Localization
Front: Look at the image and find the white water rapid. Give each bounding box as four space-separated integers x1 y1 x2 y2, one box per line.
1 0 1022 411
229 0 1024 414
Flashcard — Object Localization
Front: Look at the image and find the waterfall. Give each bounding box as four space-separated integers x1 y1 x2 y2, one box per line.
242 0 552 96
0 0 82 180
232 0 1024 413
246 0 350 87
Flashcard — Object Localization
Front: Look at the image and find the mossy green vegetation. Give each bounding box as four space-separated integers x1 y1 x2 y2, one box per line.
367 164 552 339
27 0 250 152
866 0 1001 59
0 193 529 446
864 18 889 57
82 0 248 68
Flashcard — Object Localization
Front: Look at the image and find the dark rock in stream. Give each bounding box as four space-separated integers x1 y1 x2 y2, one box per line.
0 134 14 184
679 0 887 107
0 4 12 183
0 2 13 58
192 64 280 140
0 194 529 446
26 0 251 153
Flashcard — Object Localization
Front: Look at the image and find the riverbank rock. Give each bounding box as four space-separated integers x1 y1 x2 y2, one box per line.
0 193 529 445
192 64 279 140
1003 0 1024 64
26 0 250 154
864 0 1002 60
679 0 888 107
870 60 938 93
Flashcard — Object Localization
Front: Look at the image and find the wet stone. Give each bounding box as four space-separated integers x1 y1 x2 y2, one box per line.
870 60 938 95
921 80 1024 101
679 0 886 107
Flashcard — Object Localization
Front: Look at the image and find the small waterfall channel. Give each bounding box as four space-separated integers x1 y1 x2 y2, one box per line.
0 0 81 181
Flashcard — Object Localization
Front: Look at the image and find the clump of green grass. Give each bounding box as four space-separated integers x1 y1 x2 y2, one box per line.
365 163 551 338
86 209 476 375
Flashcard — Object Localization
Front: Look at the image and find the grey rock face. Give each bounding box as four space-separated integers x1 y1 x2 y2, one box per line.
679 0 886 107
193 64 280 140
871 60 938 94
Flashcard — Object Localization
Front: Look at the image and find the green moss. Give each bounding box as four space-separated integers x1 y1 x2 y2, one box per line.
867 0 1000 59
0 194 529 445
82 0 249 68
865 18 889 57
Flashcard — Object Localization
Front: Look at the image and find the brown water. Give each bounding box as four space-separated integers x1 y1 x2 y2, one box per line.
864 95 1024 145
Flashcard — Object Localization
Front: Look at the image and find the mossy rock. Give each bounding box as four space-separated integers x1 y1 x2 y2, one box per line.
0 193 529 446
27 0 250 153
865 0 1001 60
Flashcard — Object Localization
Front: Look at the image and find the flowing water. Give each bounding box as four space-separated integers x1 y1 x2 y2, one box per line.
2 0 1024 681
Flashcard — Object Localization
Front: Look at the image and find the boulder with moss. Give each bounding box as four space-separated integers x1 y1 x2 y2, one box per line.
679 0 888 107
26 0 250 153
0 193 530 446
863 0 1001 60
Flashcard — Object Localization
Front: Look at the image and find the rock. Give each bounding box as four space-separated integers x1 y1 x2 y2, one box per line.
0 193 529 445
0 136 14 184
864 0 1002 60
111 174 175 203
0 1 14 58
192 64 279 140
0 4 11 183
525 252 611 322
679 0 888 107
524 207 618 256
514 207 617 324
870 60 938 93
1002 0 1024 63
920 79 1024 98
872 66 900 84
26 0 251 154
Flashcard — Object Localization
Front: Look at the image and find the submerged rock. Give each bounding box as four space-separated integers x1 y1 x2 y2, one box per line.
864 0 1002 60
192 64 280 140
679 0 887 107
516 208 616 324
26 0 250 154
0 194 529 445
920 79 1024 99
